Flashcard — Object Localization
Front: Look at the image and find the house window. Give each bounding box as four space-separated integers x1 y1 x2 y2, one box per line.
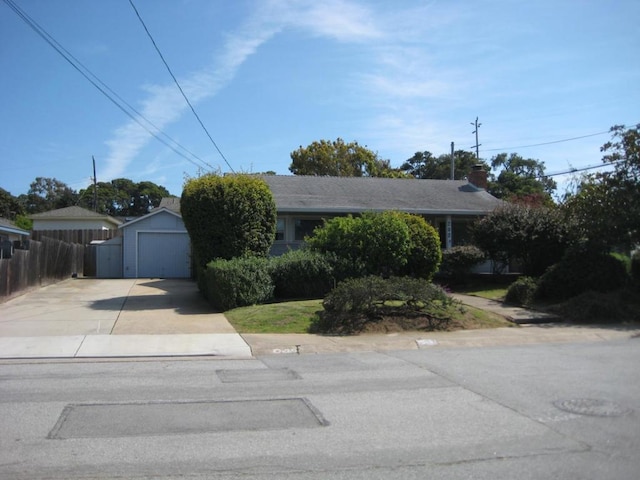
275 218 285 241
294 219 323 241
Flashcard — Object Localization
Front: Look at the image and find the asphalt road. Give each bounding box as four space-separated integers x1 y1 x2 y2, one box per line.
1 338 638 479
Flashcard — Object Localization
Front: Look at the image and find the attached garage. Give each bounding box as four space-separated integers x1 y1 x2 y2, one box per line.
120 208 192 279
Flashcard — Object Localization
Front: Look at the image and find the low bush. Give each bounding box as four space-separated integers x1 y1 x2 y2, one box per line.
269 249 335 299
203 256 273 311
536 247 629 302
312 276 454 334
439 245 486 283
548 289 640 324
505 276 537 306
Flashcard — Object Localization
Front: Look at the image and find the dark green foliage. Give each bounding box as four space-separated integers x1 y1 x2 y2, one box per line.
472 203 572 276
269 249 335 299
400 150 489 180
306 211 441 279
487 152 556 203
505 276 537 306
632 250 640 286
78 178 170 216
203 257 273 311
181 174 276 267
313 276 453 334
536 247 629 302
439 245 486 283
548 289 640 324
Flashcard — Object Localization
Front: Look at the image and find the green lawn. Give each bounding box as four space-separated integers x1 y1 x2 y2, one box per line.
224 297 513 334
224 299 323 333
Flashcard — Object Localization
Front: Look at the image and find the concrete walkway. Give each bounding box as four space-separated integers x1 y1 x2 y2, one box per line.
1 279 638 359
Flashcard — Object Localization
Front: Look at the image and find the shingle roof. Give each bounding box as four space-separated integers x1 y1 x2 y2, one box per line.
158 197 181 213
261 175 502 215
29 206 122 225
164 176 502 216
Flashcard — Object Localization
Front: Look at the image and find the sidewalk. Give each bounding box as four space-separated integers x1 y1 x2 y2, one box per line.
1 279 638 359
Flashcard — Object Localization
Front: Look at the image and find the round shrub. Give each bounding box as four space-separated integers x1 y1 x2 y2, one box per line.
439 245 486 283
394 212 442 280
505 276 537 306
204 256 273 311
536 247 629 302
269 249 335 299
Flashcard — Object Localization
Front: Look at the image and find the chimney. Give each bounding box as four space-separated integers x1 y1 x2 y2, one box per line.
468 164 487 190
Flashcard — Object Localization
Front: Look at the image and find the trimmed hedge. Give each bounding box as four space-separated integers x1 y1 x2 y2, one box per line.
269 249 335 299
203 256 273 311
181 174 276 267
439 245 486 283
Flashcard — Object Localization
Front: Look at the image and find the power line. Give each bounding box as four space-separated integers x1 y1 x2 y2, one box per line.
1 0 214 172
482 130 610 153
128 0 235 173
541 159 624 178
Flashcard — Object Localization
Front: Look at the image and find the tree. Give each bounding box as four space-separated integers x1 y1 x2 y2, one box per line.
487 153 556 204
400 150 489 180
471 203 572 276
19 177 78 213
181 174 277 268
78 178 171 216
289 138 405 177
563 124 640 251
0 187 24 220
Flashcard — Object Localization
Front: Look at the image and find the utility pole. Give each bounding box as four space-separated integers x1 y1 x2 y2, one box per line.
450 141 455 180
92 156 98 212
471 117 481 159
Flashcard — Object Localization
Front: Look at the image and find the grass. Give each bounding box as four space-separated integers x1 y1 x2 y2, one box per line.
449 282 508 301
225 299 322 333
225 297 513 334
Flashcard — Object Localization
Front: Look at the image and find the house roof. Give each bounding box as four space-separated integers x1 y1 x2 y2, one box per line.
118 207 183 229
29 206 122 226
160 176 503 216
0 217 30 236
261 175 503 215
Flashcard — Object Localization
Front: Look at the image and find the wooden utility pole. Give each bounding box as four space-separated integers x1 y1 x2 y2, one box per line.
92 156 98 212
471 117 481 159
450 141 455 180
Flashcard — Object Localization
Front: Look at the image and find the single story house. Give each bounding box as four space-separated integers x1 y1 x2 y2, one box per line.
30 206 122 231
96 170 501 279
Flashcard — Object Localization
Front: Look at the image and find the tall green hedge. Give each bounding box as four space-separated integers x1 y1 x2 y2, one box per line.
181 174 276 267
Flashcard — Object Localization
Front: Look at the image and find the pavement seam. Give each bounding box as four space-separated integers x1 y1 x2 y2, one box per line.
72 335 88 357
109 279 137 335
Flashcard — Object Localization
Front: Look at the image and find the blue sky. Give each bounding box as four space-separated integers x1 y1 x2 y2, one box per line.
1 0 638 198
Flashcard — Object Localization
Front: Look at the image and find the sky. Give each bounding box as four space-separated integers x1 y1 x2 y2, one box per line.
1 0 639 199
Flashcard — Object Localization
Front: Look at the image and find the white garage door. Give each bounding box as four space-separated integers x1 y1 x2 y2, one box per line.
137 232 191 278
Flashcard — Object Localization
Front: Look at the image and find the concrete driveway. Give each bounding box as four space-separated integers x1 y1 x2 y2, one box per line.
0 278 252 358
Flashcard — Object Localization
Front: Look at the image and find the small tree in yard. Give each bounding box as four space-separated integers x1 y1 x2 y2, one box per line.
471 203 572 276
181 174 276 267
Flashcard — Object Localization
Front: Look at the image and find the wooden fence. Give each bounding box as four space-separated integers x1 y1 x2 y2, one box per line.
0 237 85 302
30 229 120 244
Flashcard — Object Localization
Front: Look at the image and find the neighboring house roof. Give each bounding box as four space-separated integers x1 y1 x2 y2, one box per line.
160 176 503 216
158 197 181 214
29 206 122 227
261 175 502 215
118 207 182 229
0 217 30 236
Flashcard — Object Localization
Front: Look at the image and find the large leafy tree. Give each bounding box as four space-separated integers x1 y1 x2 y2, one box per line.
563 124 640 250
18 177 78 214
488 153 556 204
401 150 488 180
289 138 405 177
78 178 170 216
